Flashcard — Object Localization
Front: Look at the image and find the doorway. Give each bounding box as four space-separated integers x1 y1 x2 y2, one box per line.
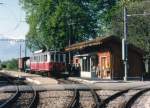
100 56 111 79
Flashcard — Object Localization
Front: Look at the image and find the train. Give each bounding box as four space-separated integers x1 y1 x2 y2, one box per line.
18 50 69 77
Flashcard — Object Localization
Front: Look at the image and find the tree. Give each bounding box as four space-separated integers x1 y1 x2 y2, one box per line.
20 0 100 51
1 59 18 70
102 0 150 56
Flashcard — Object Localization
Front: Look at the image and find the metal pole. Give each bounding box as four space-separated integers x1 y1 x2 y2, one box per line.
25 40 27 57
20 44 22 59
67 1 71 65
123 7 128 81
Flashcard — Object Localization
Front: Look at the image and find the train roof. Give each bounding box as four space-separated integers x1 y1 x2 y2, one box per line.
32 50 65 56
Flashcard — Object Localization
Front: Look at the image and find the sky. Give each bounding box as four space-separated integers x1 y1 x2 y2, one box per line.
0 0 29 61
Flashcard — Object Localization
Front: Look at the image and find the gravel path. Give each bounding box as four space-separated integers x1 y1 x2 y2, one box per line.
0 92 13 104
132 91 150 108
79 91 95 108
38 90 73 108
106 90 140 108
96 90 119 101
11 92 34 108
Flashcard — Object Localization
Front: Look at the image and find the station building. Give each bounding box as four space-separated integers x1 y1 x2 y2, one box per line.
65 36 145 80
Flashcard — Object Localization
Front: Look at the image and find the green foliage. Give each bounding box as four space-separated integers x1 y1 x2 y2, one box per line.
20 0 103 51
103 0 150 56
1 59 18 71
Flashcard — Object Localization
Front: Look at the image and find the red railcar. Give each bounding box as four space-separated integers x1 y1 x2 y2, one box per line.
18 57 30 72
30 50 66 76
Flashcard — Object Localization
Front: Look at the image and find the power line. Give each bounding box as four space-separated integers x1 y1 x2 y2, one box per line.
0 39 25 42
127 13 150 17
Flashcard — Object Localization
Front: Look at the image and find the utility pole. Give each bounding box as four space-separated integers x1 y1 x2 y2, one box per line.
66 1 71 64
20 44 22 59
122 6 128 81
24 39 27 57
122 1 150 81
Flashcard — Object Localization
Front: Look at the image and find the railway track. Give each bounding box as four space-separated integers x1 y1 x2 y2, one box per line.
1 76 150 108
96 88 150 108
58 79 101 108
125 88 150 108
0 74 39 108
59 79 150 108
0 86 38 108
99 89 129 108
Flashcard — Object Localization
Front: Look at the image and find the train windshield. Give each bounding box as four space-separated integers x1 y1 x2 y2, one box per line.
50 53 65 63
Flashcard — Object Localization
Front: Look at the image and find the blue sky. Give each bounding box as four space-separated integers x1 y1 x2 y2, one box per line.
0 0 29 61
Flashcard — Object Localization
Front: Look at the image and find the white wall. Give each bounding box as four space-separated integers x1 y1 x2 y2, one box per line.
81 71 91 78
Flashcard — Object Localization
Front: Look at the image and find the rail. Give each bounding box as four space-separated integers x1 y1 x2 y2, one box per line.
99 89 129 108
90 89 101 108
67 89 79 108
0 74 38 108
0 86 19 108
28 86 39 108
125 88 150 108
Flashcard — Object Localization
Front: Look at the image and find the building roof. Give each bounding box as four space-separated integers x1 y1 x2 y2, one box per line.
65 35 145 55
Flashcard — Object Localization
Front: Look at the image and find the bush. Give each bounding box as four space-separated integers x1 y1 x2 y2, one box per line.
1 59 18 71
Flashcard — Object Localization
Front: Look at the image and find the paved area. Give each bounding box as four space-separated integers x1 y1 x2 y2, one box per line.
1 82 150 92
0 71 150 91
0 70 58 84
69 77 150 90
0 84 97 92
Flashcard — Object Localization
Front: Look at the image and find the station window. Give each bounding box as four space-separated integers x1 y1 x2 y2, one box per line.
82 57 90 72
76 59 78 64
101 57 107 69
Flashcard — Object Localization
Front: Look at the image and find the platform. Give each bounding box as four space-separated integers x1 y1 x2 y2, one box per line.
68 77 150 90
0 70 58 85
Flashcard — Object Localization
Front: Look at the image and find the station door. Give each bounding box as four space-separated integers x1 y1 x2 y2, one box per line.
99 56 111 79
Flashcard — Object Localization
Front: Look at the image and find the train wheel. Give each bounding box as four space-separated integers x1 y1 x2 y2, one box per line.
47 71 51 77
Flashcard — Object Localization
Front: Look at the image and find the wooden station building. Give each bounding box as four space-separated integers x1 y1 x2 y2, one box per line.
65 36 145 80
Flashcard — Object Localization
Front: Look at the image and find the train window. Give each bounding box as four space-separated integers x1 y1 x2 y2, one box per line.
34 56 36 62
38 56 39 62
32 57 34 62
42 55 44 62
39 56 41 62
37 56 38 62
58 54 60 62
44 55 47 62
56 54 58 62
37 56 39 62
51 54 54 62
60 54 63 62
63 54 66 63
36 56 37 62
40 55 42 62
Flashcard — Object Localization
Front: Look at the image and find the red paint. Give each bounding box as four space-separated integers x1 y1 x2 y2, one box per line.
30 62 65 72
98 51 111 68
